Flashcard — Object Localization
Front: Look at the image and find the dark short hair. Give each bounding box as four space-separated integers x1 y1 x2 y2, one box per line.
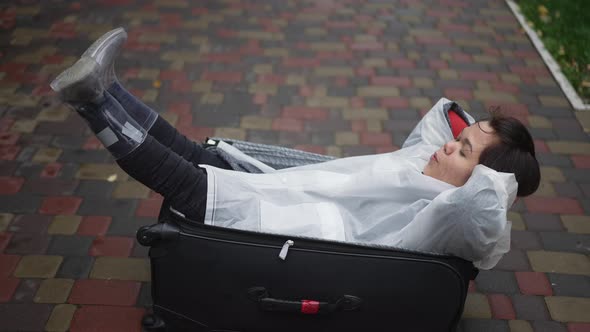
478 114 540 197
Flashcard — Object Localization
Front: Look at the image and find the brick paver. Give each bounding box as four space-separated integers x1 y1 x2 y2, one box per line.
0 0 589 331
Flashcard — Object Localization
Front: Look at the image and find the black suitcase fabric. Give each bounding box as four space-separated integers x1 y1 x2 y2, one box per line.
138 201 477 332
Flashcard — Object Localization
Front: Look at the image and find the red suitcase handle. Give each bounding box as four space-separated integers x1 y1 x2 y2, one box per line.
247 287 362 315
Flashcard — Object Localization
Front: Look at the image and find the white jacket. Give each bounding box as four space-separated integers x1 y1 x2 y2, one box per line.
200 98 517 269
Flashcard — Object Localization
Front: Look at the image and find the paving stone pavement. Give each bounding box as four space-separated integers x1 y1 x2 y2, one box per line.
0 0 589 331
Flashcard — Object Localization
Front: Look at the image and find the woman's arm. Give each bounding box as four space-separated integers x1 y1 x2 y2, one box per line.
402 97 474 149
392 165 517 269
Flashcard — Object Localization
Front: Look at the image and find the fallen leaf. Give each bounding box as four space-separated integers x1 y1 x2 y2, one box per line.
538 5 549 16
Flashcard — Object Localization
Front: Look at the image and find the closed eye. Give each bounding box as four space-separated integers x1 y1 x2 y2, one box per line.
455 135 469 157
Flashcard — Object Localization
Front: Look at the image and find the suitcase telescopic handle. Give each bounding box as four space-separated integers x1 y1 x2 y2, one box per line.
247 287 362 315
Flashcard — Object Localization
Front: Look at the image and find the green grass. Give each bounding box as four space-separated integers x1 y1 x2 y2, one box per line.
516 0 590 104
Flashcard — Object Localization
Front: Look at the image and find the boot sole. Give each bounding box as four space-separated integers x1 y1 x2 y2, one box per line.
82 27 127 59
50 57 100 93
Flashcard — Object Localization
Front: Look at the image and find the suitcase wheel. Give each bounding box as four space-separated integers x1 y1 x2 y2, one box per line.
142 313 166 332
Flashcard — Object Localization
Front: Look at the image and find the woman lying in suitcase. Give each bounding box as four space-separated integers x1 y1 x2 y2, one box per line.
51 28 540 270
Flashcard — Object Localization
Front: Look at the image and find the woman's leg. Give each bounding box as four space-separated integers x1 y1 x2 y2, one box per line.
117 135 208 221
107 81 231 169
76 27 231 169
51 58 207 220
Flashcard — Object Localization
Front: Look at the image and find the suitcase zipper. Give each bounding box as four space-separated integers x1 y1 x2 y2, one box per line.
278 240 294 260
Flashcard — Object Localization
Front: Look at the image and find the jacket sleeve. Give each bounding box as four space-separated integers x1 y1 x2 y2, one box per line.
393 165 517 269
402 97 475 149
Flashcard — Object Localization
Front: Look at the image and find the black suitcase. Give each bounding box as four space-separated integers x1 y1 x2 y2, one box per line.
137 200 478 332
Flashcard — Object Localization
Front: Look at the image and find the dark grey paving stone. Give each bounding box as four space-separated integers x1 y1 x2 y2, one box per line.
528 128 557 140
554 182 585 199
75 179 115 198
562 168 590 183
57 162 80 180
399 87 423 97
375 67 398 76
246 130 279 145
0 193 41 214
46 235 93 256
422 88 445 99
508 198 527 212
0 303 52 332
384 119 419 132
220 91 261 116
193 112 240 127
398 68 434 77
131 242 149 258
310 132 334 146
327 86 357 97
393 133 412 147
77 198 138 217
342 145 376 157
540 232 590 254
555 128 589 141
305 119 350 132
107 216 154 237
450 62 488 71
512 294 551 321
460 319 509 332
523 213 564 232
51 135 85 149
36 119 86 136
12 279 41 303
279 131 310 146
521 84 563 95
547 274 590 297
20 178 79 196
518 95 543 108
494 250 531 271
474 270 519 294
468 103 488 118
0 160 18 176
435 79 475 89
5 233 50 255
551 118 586 131
510 230 543 250
137 282 153 307
389 110 419 121
7 215 52 233
531 321 567 332
58 149 112 164
19 134 53 147
16 146 37 162
535 152 572 168
532 107 576 118
581 183 590 198
56 256 95 279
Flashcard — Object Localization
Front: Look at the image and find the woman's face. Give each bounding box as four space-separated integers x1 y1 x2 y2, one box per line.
423 121 498 187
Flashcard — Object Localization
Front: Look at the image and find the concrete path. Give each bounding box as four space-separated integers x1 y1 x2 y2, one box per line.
0 0 588 331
